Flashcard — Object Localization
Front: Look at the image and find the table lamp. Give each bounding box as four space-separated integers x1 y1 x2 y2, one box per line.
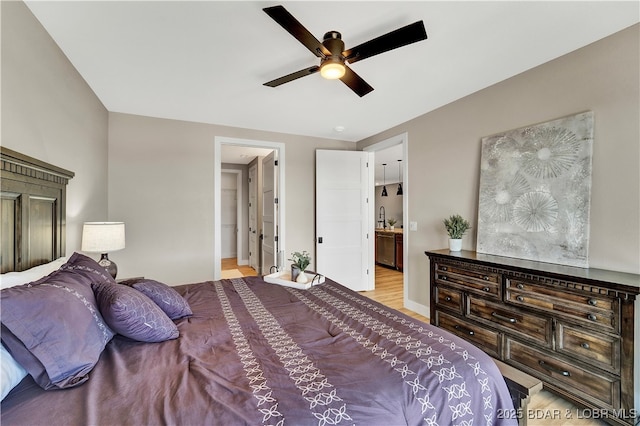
81 222 125 278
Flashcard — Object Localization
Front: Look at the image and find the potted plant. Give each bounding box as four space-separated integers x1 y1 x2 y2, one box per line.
387 218 397 230
289 251 311 283
443 214 471 251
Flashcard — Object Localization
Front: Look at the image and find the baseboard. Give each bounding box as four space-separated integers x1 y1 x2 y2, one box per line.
405 298 430 320
238 258 249 266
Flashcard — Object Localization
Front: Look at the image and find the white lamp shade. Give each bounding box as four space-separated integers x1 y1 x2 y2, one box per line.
81 222 125 253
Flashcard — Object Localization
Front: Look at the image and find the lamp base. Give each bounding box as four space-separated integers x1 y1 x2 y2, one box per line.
98 253 118 279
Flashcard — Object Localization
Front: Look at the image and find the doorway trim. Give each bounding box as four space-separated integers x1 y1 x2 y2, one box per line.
363 133 418 315
214 136 286 280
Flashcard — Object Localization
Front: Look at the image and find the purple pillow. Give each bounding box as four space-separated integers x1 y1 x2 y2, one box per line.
131 280 192 320
57 252 117 286
91 281 178 343
0 256 115 390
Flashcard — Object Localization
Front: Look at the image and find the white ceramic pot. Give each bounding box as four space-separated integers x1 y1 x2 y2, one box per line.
296 270 308 284
449 238 462 251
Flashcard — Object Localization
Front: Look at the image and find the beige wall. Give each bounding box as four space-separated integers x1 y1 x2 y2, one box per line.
1 1 109 254
108 112 354 284
358 24 640 310
5 0 637 309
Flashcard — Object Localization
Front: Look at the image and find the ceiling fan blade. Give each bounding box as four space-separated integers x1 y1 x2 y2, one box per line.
264 66 320 88
343 21 427 64
263 5 331 57
340 66 374 97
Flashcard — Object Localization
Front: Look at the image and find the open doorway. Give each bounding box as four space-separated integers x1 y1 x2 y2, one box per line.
214 137 286 280
363 133 408 311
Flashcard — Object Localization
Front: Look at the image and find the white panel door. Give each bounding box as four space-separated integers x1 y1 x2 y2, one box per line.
248 163 260 273
261 151 278 274
316 150 373 291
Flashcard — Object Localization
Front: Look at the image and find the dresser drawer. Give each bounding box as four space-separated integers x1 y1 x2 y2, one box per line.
435 261 500 299
506 278 618 332
426 250 639 426
434 285 464 314
434 310 501 358
505 338 620 409
557 322 620 374
468 296 552 347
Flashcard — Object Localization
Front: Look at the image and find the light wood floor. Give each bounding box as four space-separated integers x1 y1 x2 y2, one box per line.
222 259 606 425
221 258 258 276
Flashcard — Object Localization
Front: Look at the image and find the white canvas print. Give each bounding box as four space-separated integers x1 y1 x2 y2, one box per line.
477 111 594 267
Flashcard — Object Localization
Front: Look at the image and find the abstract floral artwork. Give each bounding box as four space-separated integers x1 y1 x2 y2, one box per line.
477 111 594 267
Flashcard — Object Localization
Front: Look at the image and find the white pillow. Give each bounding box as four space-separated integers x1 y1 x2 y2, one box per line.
0 344 27 400
0 257 68 290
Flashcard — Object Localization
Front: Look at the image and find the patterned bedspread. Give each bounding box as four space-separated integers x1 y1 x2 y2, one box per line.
2 276 516 425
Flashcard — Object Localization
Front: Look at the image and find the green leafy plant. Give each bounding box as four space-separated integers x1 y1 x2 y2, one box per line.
387 218 397 227
443 214 471 239
289 251 311 271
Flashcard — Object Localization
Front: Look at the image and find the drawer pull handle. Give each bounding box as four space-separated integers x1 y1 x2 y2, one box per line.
538 360 571 377
445 296 452 302
516 283 524 290
516 296 525 302
440 276 448 281
483 275 490 281
581 342 590 350
482 287 490 292
454 325 475 336
491 312 517 324
441 266 448 271
587 299 597 306
587 313 597 321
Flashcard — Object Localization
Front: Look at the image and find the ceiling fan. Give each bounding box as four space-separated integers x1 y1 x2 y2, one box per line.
263 5 428 97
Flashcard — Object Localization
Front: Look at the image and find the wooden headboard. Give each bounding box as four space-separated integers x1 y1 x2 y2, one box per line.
1 147 74 273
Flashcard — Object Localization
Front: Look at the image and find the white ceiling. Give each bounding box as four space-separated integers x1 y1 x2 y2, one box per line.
221 145 273 165
25 1 638 148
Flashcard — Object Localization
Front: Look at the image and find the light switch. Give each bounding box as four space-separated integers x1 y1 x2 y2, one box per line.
409 221 418 231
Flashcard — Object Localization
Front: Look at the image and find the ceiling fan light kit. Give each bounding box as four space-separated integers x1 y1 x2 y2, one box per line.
320 59 346 80
263 5 427 97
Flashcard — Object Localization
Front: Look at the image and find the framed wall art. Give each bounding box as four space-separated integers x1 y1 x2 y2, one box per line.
476 111 594 267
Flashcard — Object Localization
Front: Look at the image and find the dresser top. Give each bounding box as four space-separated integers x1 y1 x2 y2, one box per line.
425 249 640 294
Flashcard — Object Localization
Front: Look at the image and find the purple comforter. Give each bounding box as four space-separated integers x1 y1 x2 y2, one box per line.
2 276 516 425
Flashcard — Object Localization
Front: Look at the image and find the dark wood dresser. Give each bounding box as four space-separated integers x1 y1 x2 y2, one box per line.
425 249 640 426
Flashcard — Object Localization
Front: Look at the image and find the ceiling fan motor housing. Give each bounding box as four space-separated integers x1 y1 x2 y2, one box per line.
322 31 345 58
320 31 346 79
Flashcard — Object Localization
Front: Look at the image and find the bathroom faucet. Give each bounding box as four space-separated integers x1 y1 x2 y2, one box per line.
378 206 386 229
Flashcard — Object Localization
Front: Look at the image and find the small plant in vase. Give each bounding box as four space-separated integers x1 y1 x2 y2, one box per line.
443 214 471 252
289 251 311 283
387 218 397 230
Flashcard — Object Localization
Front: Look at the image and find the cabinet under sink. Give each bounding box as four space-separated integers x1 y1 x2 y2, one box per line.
375 231 403 270
376 232 395 268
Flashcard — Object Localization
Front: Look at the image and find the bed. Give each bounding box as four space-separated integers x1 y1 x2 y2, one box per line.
0 147 516 425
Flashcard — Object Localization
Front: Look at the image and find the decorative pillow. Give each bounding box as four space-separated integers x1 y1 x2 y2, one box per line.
0 343 27 401
131 280 192 320
91 281 179 343
0 260 115 390
58 252 116 286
